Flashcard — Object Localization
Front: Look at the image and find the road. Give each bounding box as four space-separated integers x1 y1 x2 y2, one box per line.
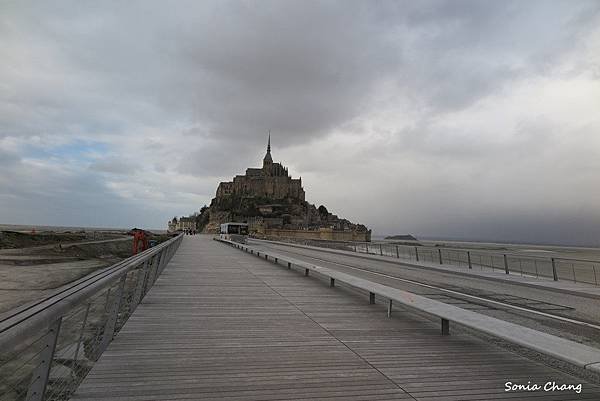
248 239 600 350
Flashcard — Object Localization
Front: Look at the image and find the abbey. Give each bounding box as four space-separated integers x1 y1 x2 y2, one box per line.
173 136 371 242
216 135 305 201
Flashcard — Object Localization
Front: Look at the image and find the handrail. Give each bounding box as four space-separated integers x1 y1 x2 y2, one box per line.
253 237 600 285
258 236 600 264
0 235 181 347
0 233 183 401
219 238 600 374
1 244 149 324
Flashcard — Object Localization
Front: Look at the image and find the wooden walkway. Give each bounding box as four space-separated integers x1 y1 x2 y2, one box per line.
72 236 600 400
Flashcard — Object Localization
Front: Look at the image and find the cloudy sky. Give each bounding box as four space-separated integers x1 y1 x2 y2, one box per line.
1 1 600 245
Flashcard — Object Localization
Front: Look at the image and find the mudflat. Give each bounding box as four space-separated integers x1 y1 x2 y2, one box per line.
0 230 133 314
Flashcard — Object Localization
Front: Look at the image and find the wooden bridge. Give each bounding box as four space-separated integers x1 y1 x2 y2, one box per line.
68 236 600 400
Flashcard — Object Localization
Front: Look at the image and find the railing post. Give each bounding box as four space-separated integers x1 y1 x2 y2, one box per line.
330 278 335 287
395 245 399 258
132 260 150 311
154 251 164 284
26 318 62 401
165 245 171 263
369 292 375 304
438 249 443 264
104 288 112 311
98 275 126 357
415 247 419 262
387 299 393 318
441 318 450 335
551 258 558 281
157 249 168 279
379 244 383 256
156 252 164 277
504 254 509 274
467 251 472 269
73 303 91 364
145 254 159 291
169 242 175 261
150 254 160 290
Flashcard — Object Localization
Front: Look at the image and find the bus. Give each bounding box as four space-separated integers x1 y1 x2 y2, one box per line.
219 222 249 243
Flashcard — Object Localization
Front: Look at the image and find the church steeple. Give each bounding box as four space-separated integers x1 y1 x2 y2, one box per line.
267 132 271 153
263 131 273 165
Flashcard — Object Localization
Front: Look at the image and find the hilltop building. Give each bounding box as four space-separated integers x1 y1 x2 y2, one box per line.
167 216 196 232
216 134 305 201
171 136 371 242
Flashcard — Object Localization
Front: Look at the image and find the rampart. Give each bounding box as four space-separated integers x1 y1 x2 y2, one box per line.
262 227 371 242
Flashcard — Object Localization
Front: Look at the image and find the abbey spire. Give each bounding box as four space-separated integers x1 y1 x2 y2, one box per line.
267 131 271 153
263 131 273 165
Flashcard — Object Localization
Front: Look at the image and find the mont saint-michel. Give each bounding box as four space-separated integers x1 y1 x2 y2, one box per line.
169 136 371 242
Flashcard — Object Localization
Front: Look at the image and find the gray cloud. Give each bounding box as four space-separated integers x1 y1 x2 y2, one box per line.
1 1 599 244
89 159 135 175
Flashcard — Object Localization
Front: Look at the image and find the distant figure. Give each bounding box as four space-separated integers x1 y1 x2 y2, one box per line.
131 228 149 255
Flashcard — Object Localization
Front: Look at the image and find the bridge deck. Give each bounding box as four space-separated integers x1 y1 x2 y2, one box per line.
72 236 600 400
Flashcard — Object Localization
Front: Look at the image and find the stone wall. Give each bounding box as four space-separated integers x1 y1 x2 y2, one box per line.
262 227 371 242
227 172 305 201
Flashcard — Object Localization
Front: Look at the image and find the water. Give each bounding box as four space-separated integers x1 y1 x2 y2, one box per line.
373 234 600 261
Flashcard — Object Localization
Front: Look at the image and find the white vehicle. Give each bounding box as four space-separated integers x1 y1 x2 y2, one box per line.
219 222 249 243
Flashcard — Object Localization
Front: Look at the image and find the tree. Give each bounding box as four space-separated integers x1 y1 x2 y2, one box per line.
318 205 328 216
195 206 210 232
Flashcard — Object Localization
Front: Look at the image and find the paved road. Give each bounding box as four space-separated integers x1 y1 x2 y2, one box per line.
248 239 600 349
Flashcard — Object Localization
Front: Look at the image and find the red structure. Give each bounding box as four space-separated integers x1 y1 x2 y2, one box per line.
131 229 149 255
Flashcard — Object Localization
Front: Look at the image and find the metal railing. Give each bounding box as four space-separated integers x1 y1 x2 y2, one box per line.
263 238 600 286
0 234 183 401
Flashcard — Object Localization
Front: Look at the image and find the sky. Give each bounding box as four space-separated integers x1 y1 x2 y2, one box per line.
1 1 600 246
